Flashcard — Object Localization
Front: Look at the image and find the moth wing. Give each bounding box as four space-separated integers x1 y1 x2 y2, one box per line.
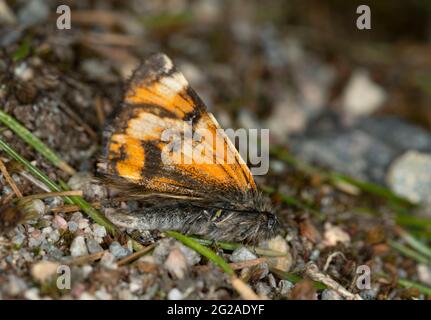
98 53 256 200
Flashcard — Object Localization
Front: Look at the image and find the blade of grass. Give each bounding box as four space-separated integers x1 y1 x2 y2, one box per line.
0 138 73 202
389 240 430 264
0 110 75 175
395 227 431 259
398 278 431 296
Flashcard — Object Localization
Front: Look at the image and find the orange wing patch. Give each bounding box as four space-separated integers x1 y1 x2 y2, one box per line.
99 53 256 198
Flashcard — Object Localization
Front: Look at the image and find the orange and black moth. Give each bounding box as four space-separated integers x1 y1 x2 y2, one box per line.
97 53 280 243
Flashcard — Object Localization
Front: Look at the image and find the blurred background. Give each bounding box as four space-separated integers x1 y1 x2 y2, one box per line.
2 0 431 300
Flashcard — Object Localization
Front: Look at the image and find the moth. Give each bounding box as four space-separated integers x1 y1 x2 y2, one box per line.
97 53 280 243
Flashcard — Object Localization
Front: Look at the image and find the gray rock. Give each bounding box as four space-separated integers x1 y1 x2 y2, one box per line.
70 236 88 257
86 238 103 254
278 280 294 296
321 289 343 300
109 241 131 259
387 151 431 205
12 232 26 247
168 288 183 300
153 238 200 266
68 173 107 201
100 252 117 270
5 275 28 296
17 0 49 26
255 282 271 297
229 247 257 263
360 285 380 300
68 221 79 233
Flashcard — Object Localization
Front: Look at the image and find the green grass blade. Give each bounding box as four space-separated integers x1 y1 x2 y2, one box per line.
398 278 431 296
0 110 75 175
389 240 430 264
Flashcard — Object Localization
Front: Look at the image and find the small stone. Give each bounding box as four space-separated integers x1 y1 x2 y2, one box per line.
68 221 78 233
52 215 68 230
86 238 103 254
71 212 83 222
68 173 107 201
70 236 88 257
5 275 27 296
164 248 188 279
12 232 26 247
168 288 183 300
259 235 293 272
230 247 257 263
321 289 343 300
417 264 431 286
95 288 112 300
279 280 294 296
17 0 49 26
100 252 117 270
31 260 59 283
255 282 271 297
323 223 351 247
81 265 93 279
24 288 41 300
77 218 89 230
341 69 386 119
109 241 131 259
387 151 431 205
360 284 380 300
79 292 96 300
92 224 107 240
153 238 200 266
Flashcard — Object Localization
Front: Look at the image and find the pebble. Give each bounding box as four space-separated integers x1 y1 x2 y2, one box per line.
321 289 343 300
255 282 271 297
229 247 257 263
68 221 79 233
417 264 431 286
360 285 380 300
24 288 41 300
341 69 386 119
167 288 184 300
12 232 26 247
259 235 293 272
153 238 200 266
70 236 88 257
100 252 118 270
86 238 103 254
109 241 131 260
92 224 107 242
17 0 49 26
6 275 27 296
52 215 68 230
31 260 59 283
164 248 188 279
387 151 431 205
279 280 294 296
323 223 351 247
68 173 107 201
